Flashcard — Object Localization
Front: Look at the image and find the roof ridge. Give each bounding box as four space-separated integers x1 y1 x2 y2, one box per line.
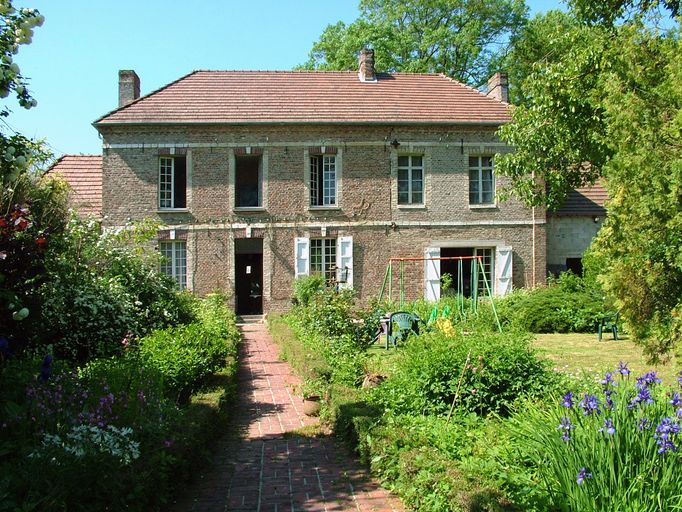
93 70 200 125
439 73 510 105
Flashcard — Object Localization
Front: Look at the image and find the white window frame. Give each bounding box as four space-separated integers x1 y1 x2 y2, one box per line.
469 156 495 205
160 240 187 290
397 155 424 205
310 154 337 207
310 238 337 281
158 156 188 210
294 236 353 289
473 247 494 296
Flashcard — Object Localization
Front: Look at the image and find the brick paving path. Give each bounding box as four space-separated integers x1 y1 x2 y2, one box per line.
172 323 404 512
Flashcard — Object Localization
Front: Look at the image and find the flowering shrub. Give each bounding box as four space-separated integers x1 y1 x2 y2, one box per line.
513 365 682 511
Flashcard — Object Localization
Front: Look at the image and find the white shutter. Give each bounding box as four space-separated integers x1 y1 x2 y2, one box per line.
495 246 513 296
336 236 353 289
294 237 310 278
424 247 441 301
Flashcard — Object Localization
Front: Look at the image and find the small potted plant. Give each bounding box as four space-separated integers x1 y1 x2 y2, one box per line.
301 379 324 417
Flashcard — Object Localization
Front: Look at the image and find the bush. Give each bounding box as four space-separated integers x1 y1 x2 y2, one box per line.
138 295 239 401
497 272 606 333
370 329 552 416
511 366 682 511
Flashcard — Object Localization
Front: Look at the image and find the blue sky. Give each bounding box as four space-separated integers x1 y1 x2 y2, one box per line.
7 0 563 157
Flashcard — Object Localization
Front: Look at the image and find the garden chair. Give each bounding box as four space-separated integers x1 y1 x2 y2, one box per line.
597 311 619 341
386 311 420 349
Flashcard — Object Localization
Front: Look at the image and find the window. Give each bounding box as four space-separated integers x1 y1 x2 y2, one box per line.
310 238 337 281
398 155 424 205
160 241 187 290
469 156 494 205
159 156 187 209
310 155 337 206
235 155 262 208
474 248 494 296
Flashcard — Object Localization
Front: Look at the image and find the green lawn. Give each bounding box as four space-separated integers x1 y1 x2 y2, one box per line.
533 332 679 385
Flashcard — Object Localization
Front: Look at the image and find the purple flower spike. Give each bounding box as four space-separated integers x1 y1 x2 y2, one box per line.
576 468 593 485
654 417 680 454
677 371 682 388
557 417 575 443
599 418 616 435
670 393 682 409
617 361 631 376
629 387 655 409
636 371 662 390
638 417 652 431
600 372 616 387
578 393 601 415
561 392 574 408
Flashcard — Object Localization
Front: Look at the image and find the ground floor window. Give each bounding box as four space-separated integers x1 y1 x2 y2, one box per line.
160 241 187 290
310 238 337 282
439 247 494 297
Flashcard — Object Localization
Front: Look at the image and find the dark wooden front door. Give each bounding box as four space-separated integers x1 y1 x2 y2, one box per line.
235 253 263 315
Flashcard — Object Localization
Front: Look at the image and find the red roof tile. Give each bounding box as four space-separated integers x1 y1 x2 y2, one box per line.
95 71 511 126
46 155 102 217
553 182 608 216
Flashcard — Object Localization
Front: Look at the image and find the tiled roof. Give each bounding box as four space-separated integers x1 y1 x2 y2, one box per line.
46 155 102 217
553 182 608 216
95 70 511 126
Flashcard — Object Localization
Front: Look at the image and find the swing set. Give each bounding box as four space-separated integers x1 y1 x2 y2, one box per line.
378 255 502 332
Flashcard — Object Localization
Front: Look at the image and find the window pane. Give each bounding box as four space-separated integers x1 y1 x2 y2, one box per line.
469 156 479 168
235 156 262 207
159 158 173 208
481 156 493 168
310 156 320 206
323 156 336 205
324 239 336 281
411 191 423 204
175 242 187 290
310 239 322 274
411 156 422 167
398 156 409 167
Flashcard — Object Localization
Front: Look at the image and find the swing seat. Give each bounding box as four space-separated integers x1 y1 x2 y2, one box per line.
386 311 420 349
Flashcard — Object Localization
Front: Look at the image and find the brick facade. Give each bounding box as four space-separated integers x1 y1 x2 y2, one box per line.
99 122 546 312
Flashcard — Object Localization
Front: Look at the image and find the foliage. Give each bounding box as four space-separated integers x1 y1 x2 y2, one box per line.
511 366 682 511
300 0 528 87
496 272 606 333
138 296 239 401
369 329 552 417
292 274 325 306
0 295 240 511
495 2 682 356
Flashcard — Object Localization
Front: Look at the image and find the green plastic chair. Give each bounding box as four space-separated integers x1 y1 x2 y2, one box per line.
597 311 619 341
386 311 420 349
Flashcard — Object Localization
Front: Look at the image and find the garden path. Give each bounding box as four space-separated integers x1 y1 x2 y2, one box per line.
172 323 404 512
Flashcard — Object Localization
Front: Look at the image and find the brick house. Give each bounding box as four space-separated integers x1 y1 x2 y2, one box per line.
86 50 546 315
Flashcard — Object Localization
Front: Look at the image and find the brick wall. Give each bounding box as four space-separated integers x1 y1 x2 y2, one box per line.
100 123 546 311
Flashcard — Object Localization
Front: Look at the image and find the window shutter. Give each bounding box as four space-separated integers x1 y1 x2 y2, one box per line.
495 246 513 296
294 237 310 278
336 236 353 289
424 247 441 301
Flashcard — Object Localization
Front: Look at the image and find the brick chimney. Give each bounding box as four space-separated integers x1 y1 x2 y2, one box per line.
358 48 376 82
486 72 508 103
118 70 140 107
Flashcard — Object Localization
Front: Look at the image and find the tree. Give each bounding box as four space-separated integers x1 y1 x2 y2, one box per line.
495 4 682 358
300 0 528 87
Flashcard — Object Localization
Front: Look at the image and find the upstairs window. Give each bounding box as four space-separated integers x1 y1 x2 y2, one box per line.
310 155 337 207
235 155 262 208
398 155 423 205
160 241 187 290
469 156 495 205
159 156 187 209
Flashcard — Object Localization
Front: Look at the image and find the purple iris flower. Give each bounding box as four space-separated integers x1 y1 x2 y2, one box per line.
636 372 662 390
629 387 654 409
599 418 616 435
670 393 682 409
576 468 593 485
654 417 680 454
557 417 575 443
617 361 631 376
578 393 601 415
39 355 53 381
677 371 682 388
600 372 616 387
561 392 575 408
638 417 652 431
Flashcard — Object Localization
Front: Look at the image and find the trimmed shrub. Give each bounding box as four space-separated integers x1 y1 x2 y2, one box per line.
369 329 552 416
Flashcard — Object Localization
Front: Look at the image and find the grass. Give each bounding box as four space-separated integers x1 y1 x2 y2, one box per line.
533 332 679 384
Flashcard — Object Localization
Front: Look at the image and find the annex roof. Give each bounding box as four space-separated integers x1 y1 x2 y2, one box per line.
46 155 102 217
95 70 511 126
553 183 608 217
